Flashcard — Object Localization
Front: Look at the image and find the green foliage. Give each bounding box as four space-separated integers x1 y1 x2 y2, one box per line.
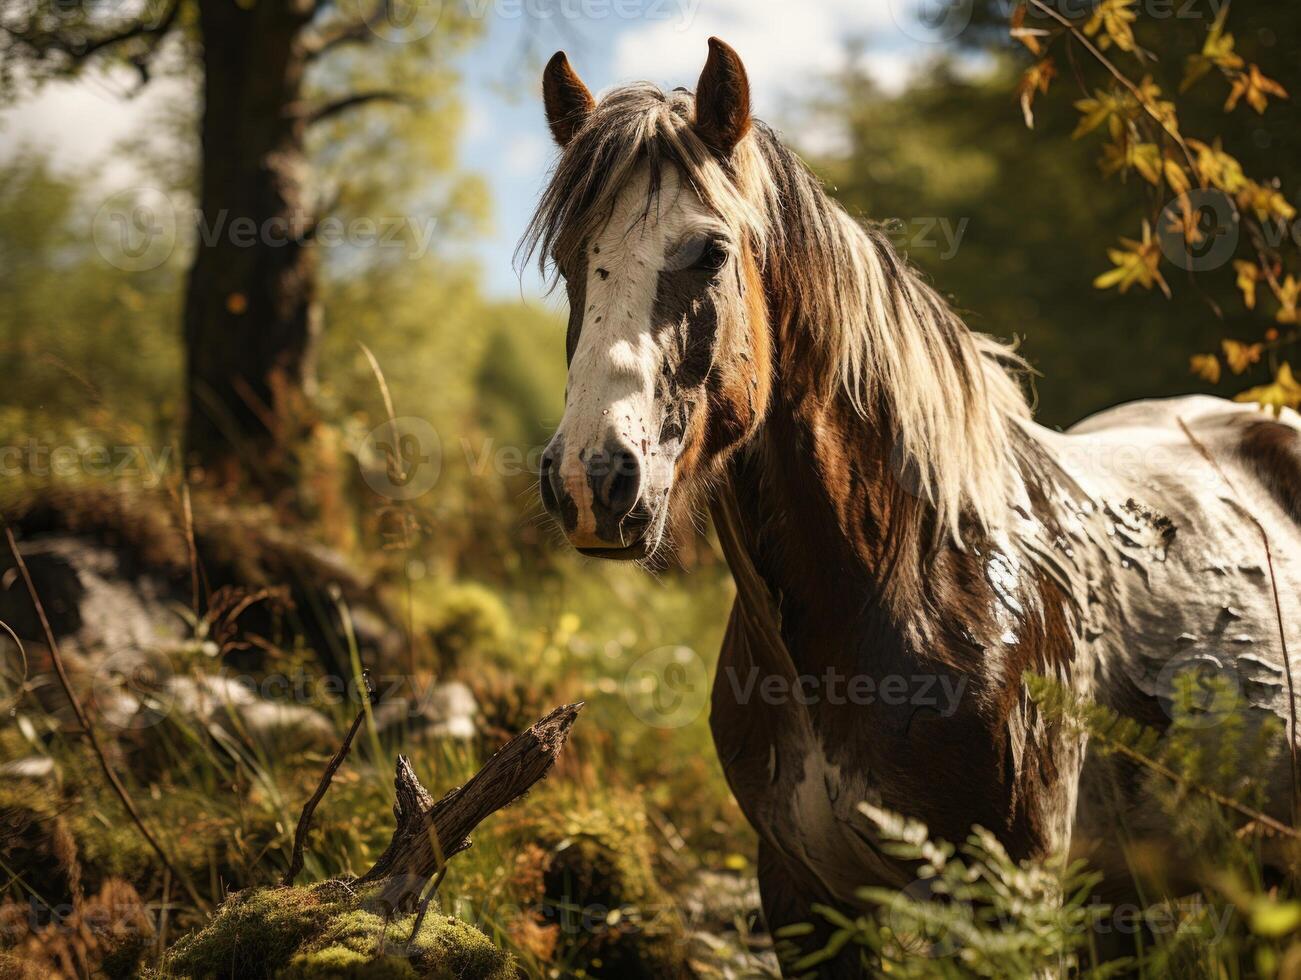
0 152 183 440
1003 1 1301 412
789 802 1119 978
417 581 513 669
804 675 1298 977
806 59 1229 427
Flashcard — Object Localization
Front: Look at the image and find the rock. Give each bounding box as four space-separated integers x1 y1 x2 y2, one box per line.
0 536 183 660
0 756 55 780
4 487 409 675
374 680 479 740
165 674 336 748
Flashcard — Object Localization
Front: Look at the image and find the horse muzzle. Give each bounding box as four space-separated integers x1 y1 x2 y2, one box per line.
540 434 653 558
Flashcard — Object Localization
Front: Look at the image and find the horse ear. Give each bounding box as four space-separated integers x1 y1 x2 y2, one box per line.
543 51 595 148
694 37 751 157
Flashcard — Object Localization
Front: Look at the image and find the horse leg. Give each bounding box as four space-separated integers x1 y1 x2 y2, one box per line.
758 840 868 979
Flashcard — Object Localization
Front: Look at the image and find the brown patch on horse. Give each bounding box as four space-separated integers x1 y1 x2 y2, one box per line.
542 51 595 148
1237 418 1301 523
655 240 772 540
703 244 772 459
694 37 751 157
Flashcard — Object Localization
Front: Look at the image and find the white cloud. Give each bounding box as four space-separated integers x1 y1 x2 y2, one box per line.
611 0 934 105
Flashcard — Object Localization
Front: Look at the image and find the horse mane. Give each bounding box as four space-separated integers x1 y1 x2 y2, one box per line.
519 82 1031 541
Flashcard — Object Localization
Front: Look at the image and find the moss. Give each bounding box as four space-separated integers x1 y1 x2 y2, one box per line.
0 951 44 980
161 882 514 980
418 582 512 670
533 797 691 979
0 782 80 909
278 948 420 979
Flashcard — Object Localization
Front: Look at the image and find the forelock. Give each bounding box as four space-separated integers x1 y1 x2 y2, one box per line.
518 83 769 283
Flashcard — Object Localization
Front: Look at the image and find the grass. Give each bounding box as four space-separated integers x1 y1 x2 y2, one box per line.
7 430 1300 978
0 469 749 978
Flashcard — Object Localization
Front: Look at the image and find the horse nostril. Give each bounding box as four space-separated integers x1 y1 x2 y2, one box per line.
539 449 561 515
598 446 641 521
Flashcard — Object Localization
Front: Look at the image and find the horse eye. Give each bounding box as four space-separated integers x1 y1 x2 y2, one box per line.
693 238 729 274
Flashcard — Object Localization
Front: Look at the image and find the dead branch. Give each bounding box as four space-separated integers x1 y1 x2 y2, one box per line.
357 702 583 911
282 673 376 888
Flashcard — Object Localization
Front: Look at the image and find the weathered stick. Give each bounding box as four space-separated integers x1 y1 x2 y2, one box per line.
358 701 583 911
282 672 375 887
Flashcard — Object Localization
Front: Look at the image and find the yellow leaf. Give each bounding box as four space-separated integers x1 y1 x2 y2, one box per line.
1010 3 1050 54
1094 222 1169 297
1134 76 1180 135
1099 140 1162 185
1084 0 1137 52
1184 6 1242 91
1190 354 1222 385
1234 260 1261 310
1235 363 1301 416
1163 159 1191 195
1251 898 1301 938
1226 64 1289 115
1073 90 1123 139
1188 138 1248 195
1236 180 1297 224
1131 143 1162 185
1274 276 1301 325
1221 339 1263 375
1018 59 1056 129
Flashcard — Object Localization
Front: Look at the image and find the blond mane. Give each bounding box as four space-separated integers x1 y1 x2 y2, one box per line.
520 83 1031 540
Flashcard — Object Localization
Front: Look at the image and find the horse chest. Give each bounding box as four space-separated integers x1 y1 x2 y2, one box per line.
762 726 912 901
712 671 944 900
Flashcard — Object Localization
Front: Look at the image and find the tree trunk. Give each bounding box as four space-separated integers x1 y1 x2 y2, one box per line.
183 0 320 492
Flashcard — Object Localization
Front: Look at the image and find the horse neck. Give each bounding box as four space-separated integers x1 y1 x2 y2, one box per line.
726 355 934 664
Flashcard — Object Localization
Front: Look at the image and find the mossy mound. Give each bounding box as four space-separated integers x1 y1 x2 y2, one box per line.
161 882 514 980
0 781 80 909
418 581 512 672
535 799 691 979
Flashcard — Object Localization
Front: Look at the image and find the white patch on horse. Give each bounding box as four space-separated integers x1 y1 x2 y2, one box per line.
553 166 714 538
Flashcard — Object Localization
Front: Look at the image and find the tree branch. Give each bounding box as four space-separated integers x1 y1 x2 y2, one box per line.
303 1 391 61
303 90 414 125
356 702 583 912
1 0 181 86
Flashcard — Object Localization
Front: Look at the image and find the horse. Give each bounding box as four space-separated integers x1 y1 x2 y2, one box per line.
522 38 1301 975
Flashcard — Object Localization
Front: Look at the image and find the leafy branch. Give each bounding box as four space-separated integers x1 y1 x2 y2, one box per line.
1010 0 1301 414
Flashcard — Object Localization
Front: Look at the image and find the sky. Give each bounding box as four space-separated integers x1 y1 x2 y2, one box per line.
0 0 970 298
